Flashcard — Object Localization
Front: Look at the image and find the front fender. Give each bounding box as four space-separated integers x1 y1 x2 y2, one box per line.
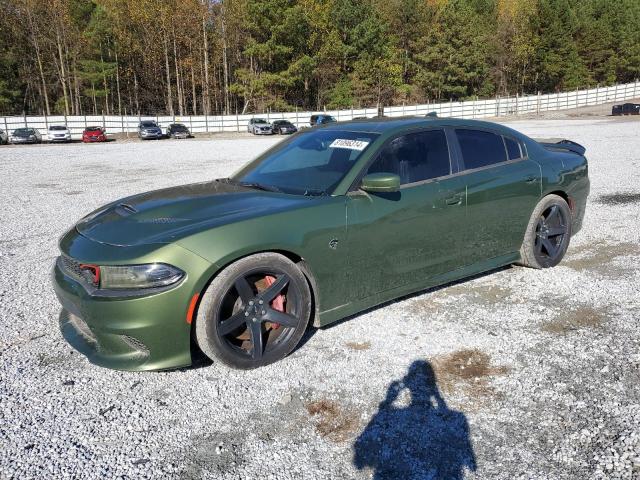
176 197 348 317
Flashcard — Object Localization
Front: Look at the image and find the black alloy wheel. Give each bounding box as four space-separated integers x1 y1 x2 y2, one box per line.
195 253 311 369
534 204 569 265
519 194 572 269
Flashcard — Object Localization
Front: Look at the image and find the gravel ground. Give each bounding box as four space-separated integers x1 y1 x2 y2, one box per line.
1 117 639 479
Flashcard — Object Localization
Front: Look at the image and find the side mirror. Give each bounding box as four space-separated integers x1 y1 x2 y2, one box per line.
360 173 400 193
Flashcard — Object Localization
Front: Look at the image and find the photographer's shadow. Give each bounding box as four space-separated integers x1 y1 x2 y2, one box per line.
353 360 476 479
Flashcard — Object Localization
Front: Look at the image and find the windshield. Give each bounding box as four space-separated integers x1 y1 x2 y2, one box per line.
85 127 102 132
13 128 33 135
140 122 157 128
233 129 379 195
49 126 67 130
171 124 188 131
252 119 268 124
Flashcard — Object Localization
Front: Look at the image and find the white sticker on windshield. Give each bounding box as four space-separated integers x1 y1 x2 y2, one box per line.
329 138 370 151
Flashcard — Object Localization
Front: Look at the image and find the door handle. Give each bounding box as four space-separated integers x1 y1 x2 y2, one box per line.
445 194 463 205
525 176 537 184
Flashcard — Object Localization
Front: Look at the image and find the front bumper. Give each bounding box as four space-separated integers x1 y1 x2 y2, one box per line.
11 138 37 144
254 129 273 135
83 136 106 142
140 132 163 139
52 231 214 371
49 136 72 142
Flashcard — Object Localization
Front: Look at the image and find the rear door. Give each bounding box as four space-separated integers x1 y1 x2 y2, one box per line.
346 128 466 300
452 128 541 266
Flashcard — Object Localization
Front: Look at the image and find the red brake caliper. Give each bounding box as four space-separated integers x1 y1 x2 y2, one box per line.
264 275 285 329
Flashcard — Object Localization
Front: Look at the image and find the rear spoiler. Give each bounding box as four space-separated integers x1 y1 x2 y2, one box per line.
534 138 586 156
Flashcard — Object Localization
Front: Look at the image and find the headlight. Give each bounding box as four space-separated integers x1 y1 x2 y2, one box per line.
99 263 184 289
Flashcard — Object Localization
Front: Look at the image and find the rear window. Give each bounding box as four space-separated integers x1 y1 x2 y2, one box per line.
456 129 507 169
504 137 522 160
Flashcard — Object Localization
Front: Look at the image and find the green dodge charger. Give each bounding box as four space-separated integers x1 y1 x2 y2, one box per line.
53 117 589 371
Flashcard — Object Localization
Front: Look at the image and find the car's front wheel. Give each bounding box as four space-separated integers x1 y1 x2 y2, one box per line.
519 194 572 269
195 253 312 369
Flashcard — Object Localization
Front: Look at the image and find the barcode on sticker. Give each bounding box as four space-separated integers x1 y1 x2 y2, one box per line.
329 139 370 150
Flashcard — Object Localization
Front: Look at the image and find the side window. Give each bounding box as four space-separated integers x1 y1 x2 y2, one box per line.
504 136 523 160
456 129 507 170
367 129 450 185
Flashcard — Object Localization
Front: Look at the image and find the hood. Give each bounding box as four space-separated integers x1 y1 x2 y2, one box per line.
76 180 311 247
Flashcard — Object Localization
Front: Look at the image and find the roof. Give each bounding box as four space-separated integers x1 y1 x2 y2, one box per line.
319 116 505 134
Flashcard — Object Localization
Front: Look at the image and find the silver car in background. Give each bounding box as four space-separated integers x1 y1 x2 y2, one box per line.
247 118 273 135
10 128 42 144
138 121 164 140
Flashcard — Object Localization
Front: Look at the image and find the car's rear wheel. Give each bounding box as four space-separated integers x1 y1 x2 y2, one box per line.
195 253 311 369
519 194 572 269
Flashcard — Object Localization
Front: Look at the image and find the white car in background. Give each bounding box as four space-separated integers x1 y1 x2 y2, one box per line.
247 118 273 135
47 125 72 143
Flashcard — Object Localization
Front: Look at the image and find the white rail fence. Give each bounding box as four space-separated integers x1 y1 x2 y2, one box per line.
2 81 638 139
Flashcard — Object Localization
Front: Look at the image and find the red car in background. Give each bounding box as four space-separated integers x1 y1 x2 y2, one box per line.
82 126 107 143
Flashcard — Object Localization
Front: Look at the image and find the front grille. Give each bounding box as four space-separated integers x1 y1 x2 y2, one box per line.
60 255 83 280
59 255 94 286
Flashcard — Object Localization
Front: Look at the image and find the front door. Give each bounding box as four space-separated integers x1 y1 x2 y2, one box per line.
346 128 466 300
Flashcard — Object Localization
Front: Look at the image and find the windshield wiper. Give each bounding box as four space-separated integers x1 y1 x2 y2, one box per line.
223 178 282 193
303 188 327 197
240 182 282 192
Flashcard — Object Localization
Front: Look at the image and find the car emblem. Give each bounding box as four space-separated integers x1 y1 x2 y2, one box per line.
329 238 339 250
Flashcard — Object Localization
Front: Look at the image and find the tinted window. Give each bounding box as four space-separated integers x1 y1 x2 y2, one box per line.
367 129 450 185
456 129 507 169
504 137 522 160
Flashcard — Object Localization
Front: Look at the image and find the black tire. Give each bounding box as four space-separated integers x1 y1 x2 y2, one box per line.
195 252 312 369
519 194 572 269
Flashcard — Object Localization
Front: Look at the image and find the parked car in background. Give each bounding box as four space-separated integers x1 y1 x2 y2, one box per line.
271 120 298 135
47 125 72 143
52 117 589 372
310 114 337 127
167 123 191 139
82 126 107 143
612 103 640 116
0 129 8 145
10 128 42 144
247 118 273 135
138 121 163 140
